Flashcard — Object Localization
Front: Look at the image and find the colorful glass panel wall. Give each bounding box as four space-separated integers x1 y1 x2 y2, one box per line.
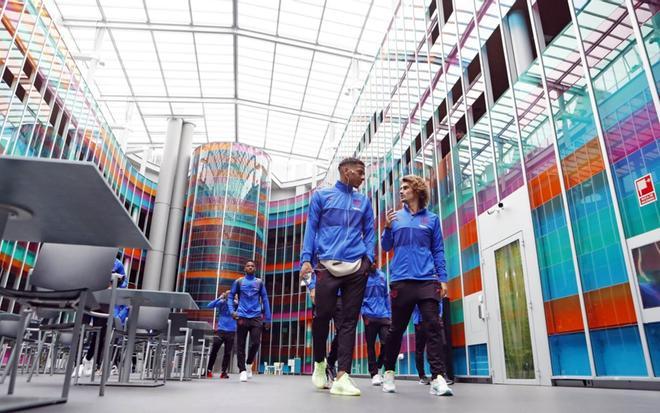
0 0 156 312
326 0 659 380
177 142 270 327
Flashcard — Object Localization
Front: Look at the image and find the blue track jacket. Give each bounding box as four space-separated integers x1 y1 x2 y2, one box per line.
381 205 447 283
207 297 237 332
412 302 444 325
361 269 391 319
228 274 272 322
112 259 129 323
301 181 375 265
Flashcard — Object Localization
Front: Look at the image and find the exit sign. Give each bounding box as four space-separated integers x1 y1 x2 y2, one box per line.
635 174 656 207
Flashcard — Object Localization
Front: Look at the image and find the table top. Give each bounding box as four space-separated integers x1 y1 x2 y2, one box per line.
93 289 198 310
187 321 213 331
0 156 150 249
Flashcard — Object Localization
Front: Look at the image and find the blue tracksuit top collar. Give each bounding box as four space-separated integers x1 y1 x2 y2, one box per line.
402 204 428 217
335 180 354 193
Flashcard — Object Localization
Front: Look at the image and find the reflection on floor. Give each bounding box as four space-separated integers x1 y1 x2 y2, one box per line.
1 373 659 413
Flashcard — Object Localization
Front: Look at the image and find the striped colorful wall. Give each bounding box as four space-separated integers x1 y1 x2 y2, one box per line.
325 0 660 380
176 142 271 327
0 0 156 311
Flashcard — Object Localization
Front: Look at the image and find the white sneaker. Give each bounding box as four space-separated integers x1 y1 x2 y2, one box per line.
72 359 93 377
430 375 453 396
382 370 396 393
311 360 328 389
330 373 361 396
371 374 383 386
83 359 93 376
110 365 119 376
246 364 253 379
71 363 85 378
239 370 248 382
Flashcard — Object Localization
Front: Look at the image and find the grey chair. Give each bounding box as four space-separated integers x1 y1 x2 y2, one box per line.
164 312 189 381
0 313 21 382
0 242 117 401
188 327 210 379
109 307 171 387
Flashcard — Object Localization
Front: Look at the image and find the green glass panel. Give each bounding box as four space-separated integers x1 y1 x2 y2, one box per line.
495 239 535 379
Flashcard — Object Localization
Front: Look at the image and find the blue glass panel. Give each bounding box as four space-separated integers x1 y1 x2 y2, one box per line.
644 322 660 377
453 346 467 376
590 326 647 376
468 344 489 376
548 333 591 376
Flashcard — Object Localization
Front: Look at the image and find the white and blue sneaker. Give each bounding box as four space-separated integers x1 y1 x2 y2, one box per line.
382 370 396 393
429 375 453 396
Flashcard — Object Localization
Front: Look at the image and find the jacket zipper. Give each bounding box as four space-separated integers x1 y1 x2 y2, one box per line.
342 190 350 258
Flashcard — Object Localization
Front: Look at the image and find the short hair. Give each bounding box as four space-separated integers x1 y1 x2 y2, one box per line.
245 260 256 266
401 175 430 208
338 157 365 171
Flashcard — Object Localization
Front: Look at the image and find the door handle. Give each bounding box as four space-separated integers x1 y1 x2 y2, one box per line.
478 303 487 320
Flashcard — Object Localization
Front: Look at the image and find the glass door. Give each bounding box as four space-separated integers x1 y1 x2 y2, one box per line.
483 233 540 384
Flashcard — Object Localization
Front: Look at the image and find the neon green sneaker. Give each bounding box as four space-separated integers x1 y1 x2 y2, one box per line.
330 373 361 396
312 360 328 389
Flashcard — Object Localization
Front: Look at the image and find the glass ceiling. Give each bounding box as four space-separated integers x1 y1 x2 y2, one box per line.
44 0 394 185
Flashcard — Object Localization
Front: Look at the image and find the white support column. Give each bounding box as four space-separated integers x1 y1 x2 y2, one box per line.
161 121 194 291
507 9 534 77
142 117 183 290
140 145 153 175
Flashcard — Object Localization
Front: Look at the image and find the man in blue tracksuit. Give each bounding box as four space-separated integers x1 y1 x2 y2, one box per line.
300 157 375 396
380 175 452 397
361 263 390 385
228 260 271 382
206 290 237 379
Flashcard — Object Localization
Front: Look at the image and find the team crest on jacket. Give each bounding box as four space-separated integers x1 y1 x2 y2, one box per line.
420 216 429 225
352 198 362 209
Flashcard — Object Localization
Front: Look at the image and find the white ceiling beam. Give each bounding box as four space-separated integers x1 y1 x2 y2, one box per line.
126 142 330 163
60 19 374 62
97 95 348 124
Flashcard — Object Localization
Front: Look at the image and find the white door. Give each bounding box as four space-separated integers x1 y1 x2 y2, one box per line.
482 232 541 385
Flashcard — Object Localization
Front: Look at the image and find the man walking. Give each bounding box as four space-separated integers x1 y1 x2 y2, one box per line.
300 157 375 396
228 260 271 382
206 291 237 378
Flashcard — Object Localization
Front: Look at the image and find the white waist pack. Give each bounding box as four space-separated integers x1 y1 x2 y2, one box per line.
320 258 362 277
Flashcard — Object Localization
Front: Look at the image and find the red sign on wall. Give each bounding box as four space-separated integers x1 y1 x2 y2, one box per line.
635 174 656 207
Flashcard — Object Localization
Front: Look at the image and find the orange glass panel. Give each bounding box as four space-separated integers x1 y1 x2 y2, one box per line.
448 277 463 301
463 267 482 296
451 323 466 347
544 294 584 335
561 139 605 190
584 283 637 329
460 220 478 249
529 165 563 209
